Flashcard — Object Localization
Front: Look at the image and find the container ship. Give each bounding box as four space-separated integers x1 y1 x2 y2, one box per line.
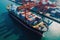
7 0 54 37
6 3 49 36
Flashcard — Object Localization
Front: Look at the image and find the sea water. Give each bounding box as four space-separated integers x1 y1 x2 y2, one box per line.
0 0 60 40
